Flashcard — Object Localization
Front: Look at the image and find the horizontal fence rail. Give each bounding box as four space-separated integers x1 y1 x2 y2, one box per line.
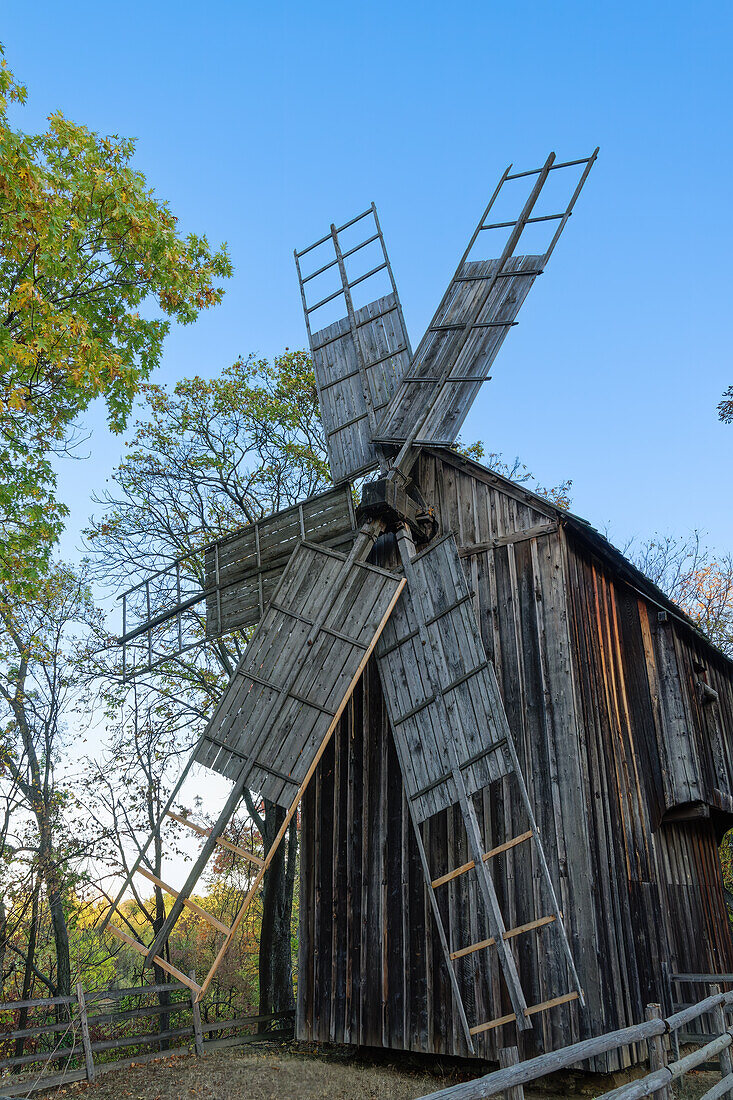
0 977 294 1097
416 983 733 1100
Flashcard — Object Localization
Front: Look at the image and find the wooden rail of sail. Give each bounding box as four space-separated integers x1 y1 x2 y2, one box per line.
431 830 533 888
166 811 265 867
470 991 581 1036
108 926 202 994
193 576 407 1002
449 914 557 961
136 868 231 935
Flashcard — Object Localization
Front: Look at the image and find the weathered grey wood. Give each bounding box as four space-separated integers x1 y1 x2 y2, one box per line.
76 981 95 1082
712 990 733 1100
204 485 356 638
413 1019 668 1098
0 994 74 1011
643 1004 669 1100
499 1046 524 1100
190 970 204 1056
90 1026 194 1054
149 527 403 969
598 1034 733 1100
374 256 541 447
667 991 731 1030
394 529 531 1031
700 1072 733 1100
376 533 513 822
198 541 402 805
294 204 412 484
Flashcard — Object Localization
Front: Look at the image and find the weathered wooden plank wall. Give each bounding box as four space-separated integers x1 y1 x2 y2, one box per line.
297 448 733 1069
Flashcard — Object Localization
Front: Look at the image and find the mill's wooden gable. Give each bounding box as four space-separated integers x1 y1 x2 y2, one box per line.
297 447 733 1068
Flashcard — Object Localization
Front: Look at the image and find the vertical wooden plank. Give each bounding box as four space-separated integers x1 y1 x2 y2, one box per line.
712 990 732 1099
644 1003 670 1100
76 981 95 1082
189 971 204 1056
499 1045 525 1100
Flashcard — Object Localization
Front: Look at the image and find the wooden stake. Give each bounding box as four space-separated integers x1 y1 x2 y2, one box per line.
75 981 95 1082
499 1046 524 1100
189 971 204 1056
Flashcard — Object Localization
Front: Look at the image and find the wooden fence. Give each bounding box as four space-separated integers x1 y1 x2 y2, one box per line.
416 987 733 1099
0 977 294 1097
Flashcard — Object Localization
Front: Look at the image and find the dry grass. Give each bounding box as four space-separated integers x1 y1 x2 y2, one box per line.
59 1041 473 1100
39 1041 725 1100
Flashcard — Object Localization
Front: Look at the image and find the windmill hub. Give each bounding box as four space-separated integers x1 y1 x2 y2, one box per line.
357 474 437 541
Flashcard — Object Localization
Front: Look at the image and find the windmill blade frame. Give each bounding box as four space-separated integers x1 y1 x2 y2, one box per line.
376 149 598 457
295 203 412 484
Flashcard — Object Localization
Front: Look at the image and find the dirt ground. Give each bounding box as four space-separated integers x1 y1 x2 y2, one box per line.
41 1041 723 1100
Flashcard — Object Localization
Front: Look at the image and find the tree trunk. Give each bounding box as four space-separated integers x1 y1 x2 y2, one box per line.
258 801 296 1027
38 825 71 1014
13 885 40 1068
152 884 171 1048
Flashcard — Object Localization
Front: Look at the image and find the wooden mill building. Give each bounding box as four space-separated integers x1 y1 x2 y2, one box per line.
297 445 733 1066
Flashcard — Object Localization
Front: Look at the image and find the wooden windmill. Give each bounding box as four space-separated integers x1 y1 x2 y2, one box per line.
102 150 598 1050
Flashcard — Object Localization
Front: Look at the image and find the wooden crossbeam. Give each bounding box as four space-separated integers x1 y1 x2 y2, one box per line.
470 990 581 1036
136 868 231 935
108 926 202 994
449 914 557 961
166 811 265 868
431 830 533 888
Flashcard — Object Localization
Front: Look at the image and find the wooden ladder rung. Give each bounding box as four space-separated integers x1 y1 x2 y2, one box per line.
108 925 202 994
470 990 581 1036
136 868 231 935
432 830 534 888
166 811 265 867
450 914 557 961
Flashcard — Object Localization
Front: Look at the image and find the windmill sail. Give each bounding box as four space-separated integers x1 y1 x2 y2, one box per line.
196 538 403 806
295 204 412 484
374 255 541 446
118 484 356 680
377 528 584 1041
375 150 598 448
376 532 513 822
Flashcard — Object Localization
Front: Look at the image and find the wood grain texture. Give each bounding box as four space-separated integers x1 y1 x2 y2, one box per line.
197 540 403 807
298 447 733 1070
374 257 540 447
204 485 356 638
310 292 411 484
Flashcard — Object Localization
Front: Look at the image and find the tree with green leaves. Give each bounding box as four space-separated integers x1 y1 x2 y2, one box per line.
0 45 231 596
0 561 104 1006
85 350 326 1018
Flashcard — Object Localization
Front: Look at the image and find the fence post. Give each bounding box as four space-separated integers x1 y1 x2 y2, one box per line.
712 986 733 1098
76 981 95 1083
499 1046 524 1100
189 971 204 1056
645 1004 670 1100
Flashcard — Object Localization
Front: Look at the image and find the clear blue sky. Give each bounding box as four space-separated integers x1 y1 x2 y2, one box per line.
4 1 732 571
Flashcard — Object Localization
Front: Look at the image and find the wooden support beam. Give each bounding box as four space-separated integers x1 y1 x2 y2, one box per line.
136 868 231 935
470 991 580 1036
166 811 264 867
449 914 557 960
108 926 202 994
525 991 581 1018
193 575 408 1003
499 1046 524 1100
432 830 533 888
